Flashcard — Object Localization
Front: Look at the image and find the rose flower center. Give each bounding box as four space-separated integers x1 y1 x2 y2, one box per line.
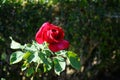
51 29 60 40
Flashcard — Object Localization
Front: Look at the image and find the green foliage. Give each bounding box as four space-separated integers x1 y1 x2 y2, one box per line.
10 38 81 77
10 51 24 64
53 56 66 75
26 67 34 77
10 37 23 49
67 51 81 70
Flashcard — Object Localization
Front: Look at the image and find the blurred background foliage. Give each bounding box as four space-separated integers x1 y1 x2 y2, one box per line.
0 0 120 80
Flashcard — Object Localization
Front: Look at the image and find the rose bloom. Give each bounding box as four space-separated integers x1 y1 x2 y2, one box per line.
35 22 69 52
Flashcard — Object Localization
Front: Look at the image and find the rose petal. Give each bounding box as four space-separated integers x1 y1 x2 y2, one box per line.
46 29 60 43
49 40 69 52
45 26 64 43
35 22 50 44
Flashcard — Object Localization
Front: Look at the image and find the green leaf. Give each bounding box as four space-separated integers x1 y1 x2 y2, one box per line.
55 50 67 57
10 37 22 49
26 52 35 63
32 52 42 63
32 41 43 50
66 51 81 70
23 51 42 64
43 61 52 72
43 49 52 57
21 61 30 71
38 52 51 64
10 51 24 64
24 44 37 52
23 51 31 59
26 67 34 77
21 61 29 71
53 57 66 75
21 64 27 71
38 52 52 72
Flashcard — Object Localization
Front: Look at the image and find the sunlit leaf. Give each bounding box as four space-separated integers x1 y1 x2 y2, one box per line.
43 60 52 73
24 44 37 51
38 52 52 72
26 52 35 63
21 61 29 71
32 52 42 63
66 51 81 70
43 50 52 57
10 37 22 49
53 56 66 75
32 41 43 50
55 50 67 57
10 51 24 64
38 52 51 64
23 51 31 60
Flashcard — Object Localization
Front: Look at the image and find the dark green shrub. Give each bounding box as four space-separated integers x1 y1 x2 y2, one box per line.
0 0 120 80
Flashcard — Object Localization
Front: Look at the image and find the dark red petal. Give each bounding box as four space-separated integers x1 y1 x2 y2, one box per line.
50 24 65 39
45 30 59 43
35 22 50 44
43 23 65 43
49 40 69 52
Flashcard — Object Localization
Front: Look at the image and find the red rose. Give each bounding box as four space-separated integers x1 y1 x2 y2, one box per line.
35 22 69 52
